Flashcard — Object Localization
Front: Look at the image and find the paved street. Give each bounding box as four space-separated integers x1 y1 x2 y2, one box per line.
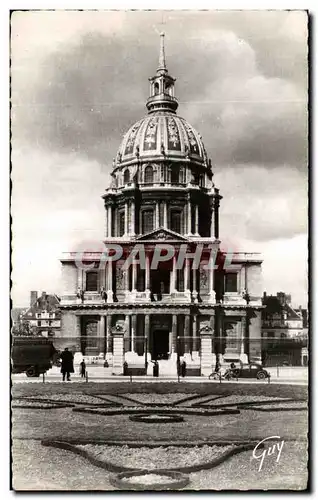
12 365 308 385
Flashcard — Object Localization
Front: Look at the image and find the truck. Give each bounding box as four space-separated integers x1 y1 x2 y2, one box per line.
11 337 59 377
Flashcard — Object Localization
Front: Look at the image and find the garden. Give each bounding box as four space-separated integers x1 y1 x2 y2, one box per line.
11 382 308 491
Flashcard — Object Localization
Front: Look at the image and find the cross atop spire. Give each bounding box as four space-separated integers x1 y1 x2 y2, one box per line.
158 32 167 73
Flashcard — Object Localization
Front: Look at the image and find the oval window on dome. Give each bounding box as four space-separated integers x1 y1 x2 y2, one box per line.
144 165 154 184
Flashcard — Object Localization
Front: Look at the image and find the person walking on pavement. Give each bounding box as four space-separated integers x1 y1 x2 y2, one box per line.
60 347 74 381
79 359 86 378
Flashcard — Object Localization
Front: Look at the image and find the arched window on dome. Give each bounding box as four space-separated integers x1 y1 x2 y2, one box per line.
165 81 172 96
141 209 154 234
193 172 200 185
170 209 182 234
154 82 159 95
171 166 179 184
144 165 154 185
123 169 130 184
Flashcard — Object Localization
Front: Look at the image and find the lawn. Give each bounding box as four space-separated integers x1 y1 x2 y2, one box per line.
11 381 308 491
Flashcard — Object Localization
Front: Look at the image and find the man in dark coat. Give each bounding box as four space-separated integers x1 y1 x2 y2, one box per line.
60 347 74 381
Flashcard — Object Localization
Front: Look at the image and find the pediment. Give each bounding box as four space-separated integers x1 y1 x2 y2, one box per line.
136 227 190 242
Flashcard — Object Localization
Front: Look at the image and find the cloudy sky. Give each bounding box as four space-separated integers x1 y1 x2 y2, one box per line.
11 10 308 307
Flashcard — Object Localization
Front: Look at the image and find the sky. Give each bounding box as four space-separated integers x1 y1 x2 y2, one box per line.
11 10 308 308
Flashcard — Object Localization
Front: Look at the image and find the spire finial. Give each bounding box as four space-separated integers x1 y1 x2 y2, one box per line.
158 32 167 72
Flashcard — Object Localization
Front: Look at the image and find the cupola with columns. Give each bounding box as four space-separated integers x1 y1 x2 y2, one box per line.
103 33 222 241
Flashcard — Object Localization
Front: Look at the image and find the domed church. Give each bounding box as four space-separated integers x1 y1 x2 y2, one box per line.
59 34 263 375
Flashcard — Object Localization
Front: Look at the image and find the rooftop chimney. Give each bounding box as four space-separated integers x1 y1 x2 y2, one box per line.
30 291 38 307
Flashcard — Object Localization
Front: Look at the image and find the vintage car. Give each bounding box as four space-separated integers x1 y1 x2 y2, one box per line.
232 363 270 380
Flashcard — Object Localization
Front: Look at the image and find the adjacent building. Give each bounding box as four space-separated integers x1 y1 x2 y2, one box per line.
59 34 264 375
16 291 61 337
261 292 308 366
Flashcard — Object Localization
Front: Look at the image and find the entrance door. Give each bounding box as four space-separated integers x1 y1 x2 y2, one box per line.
152 330 169 360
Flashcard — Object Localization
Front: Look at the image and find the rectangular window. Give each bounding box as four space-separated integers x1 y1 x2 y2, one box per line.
170 210 182 234
37 321 41 326
86 271 98 292
142 210 154 234
225 273 238 293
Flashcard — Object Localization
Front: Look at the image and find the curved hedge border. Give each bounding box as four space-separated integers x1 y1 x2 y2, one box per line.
13 396 118 407
192 398 306 409
242 404 307 412
41 440 261 474
72 407 240 417
12 403 74 410
109 469 189 491
129 413 184 423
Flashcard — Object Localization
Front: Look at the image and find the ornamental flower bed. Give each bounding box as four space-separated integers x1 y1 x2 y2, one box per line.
243 401 307 411
12 399 70 409
121 393 194 405
20 393 110 405
77 444 234 471
72 405 239 416
110 470 190 490
199 395 294 407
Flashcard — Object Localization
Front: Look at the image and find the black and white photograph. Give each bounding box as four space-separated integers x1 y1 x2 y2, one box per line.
10 9 308 491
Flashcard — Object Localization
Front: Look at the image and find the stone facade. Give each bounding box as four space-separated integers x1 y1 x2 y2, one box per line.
59 34 263 375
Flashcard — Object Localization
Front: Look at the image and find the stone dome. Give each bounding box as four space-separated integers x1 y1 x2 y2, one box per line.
116 112 208 168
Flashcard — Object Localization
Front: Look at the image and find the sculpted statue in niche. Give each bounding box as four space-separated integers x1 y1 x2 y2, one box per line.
199 266 208 290
115 263 126 291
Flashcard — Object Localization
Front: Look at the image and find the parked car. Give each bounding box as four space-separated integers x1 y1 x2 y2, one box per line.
234 363 270 380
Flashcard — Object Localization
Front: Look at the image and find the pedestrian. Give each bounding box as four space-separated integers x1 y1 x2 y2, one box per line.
153 360 159 377
80 359 86 378
181 360 186 378
60 347 74 382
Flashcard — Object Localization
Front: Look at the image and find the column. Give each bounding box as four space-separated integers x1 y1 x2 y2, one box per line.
184 314 190 353
192 316 198 352
210 204 214 238
163 202 168 228
145 254 151 299
106 315 112 353
99 315 105 356
108 205 112 237
170 255 177 294
240 316 248 363
75 315 81 353
130 200 135 236
131 314 137 353
155 202 160 228
195 205 199 235
208 265 216 304
145 314 150 356
124 314 130 351
192 268 198 303
124 202 128 236
171 314 177 353
105 209 108 238
132 262 137 292
184 259 191 300
214 199 219 239
107 261 114 303
187 200 192 235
